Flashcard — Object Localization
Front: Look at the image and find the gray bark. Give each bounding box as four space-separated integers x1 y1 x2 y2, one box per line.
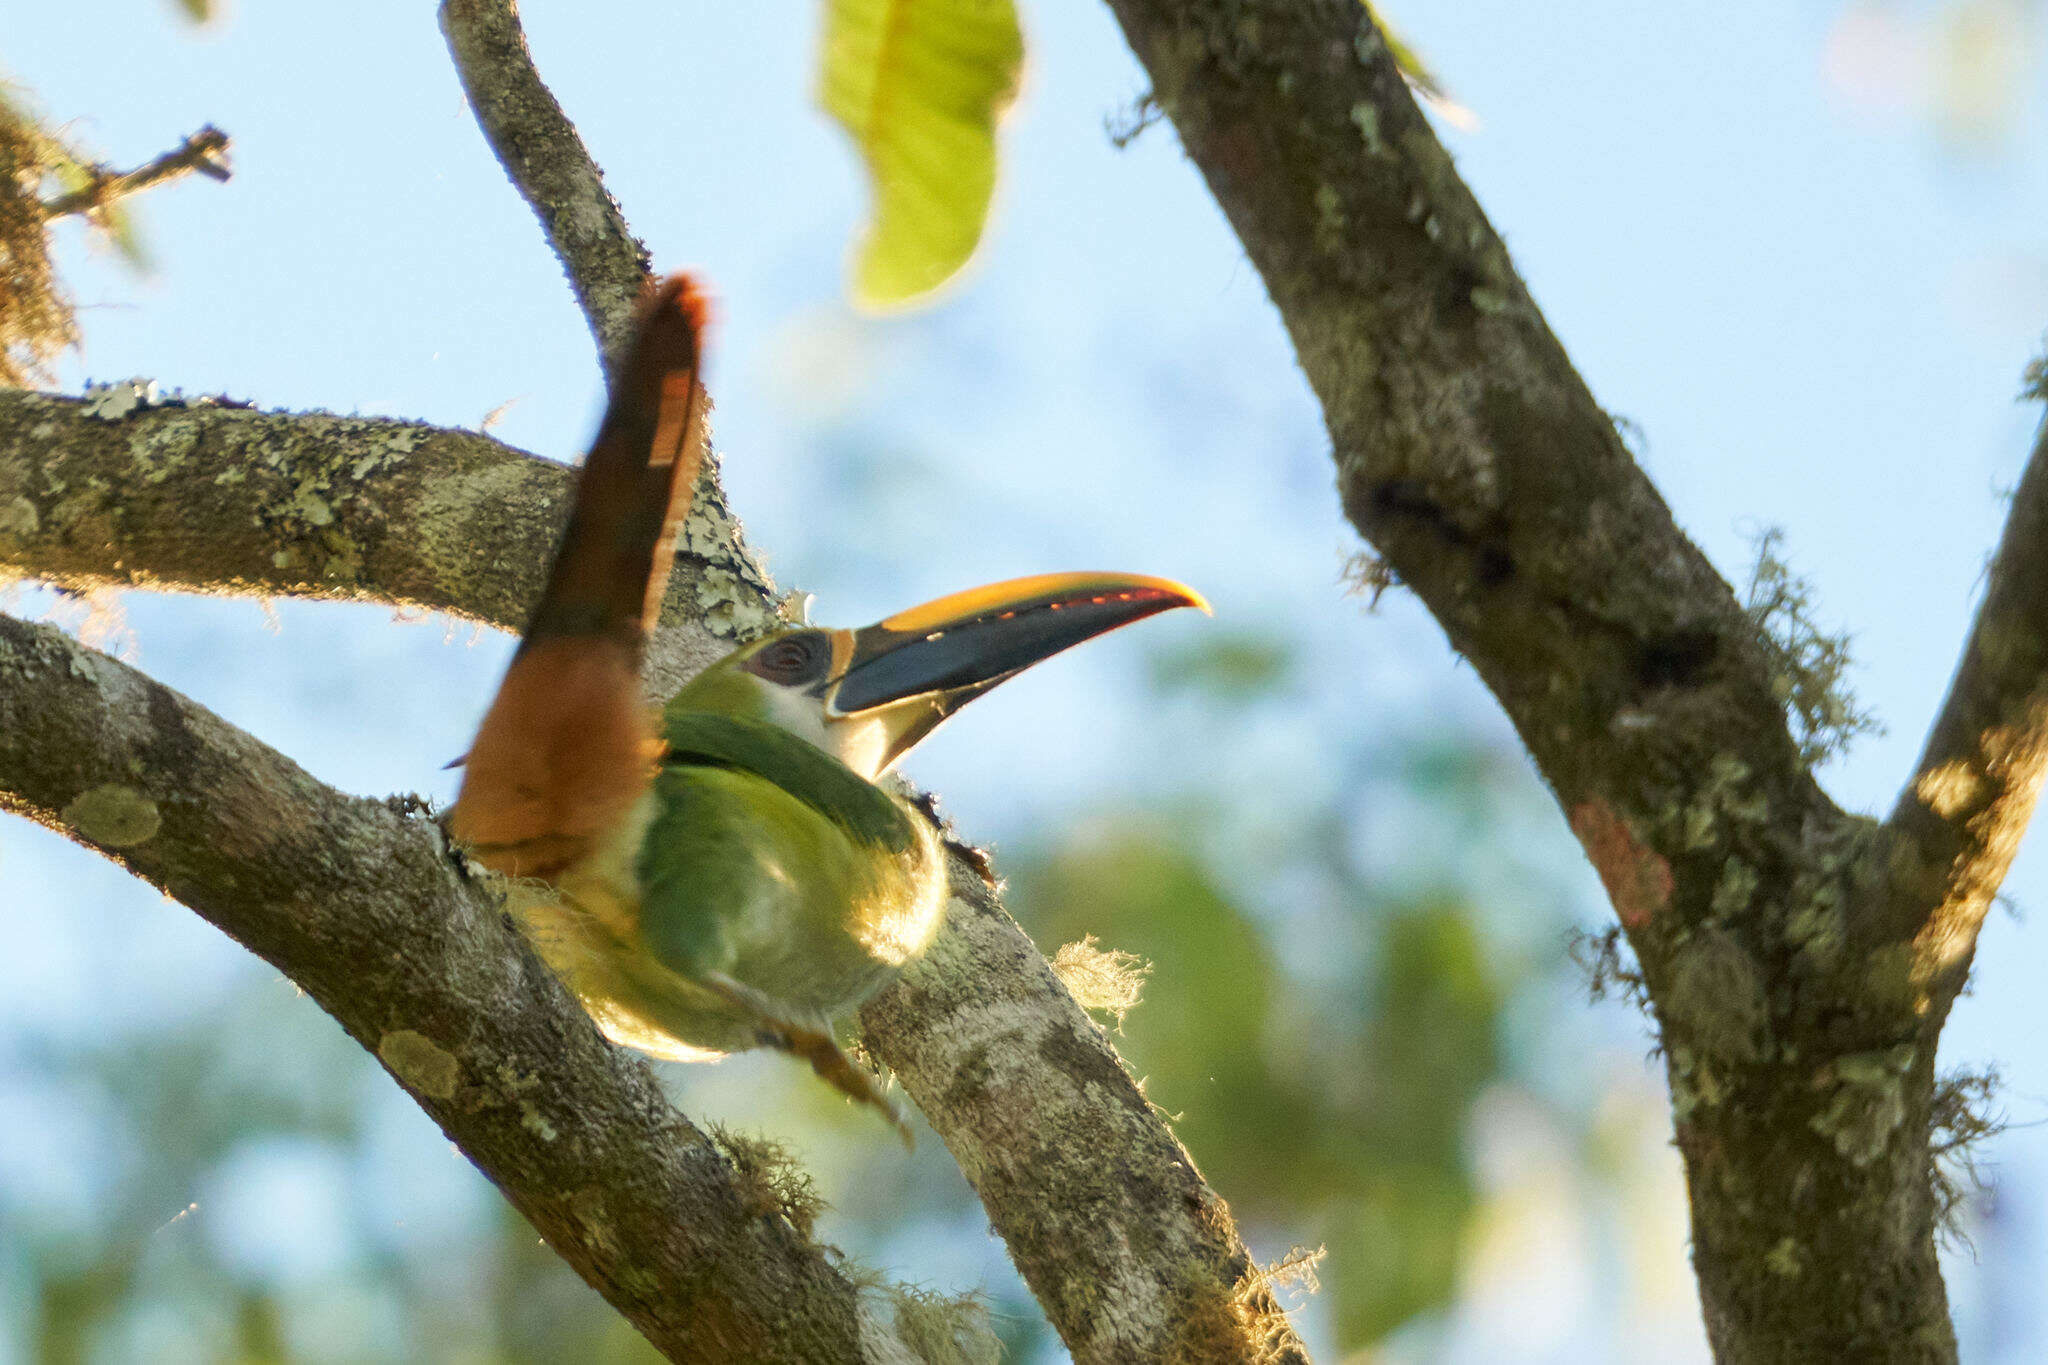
0 377 1307 1360
0 611 887 1363
1097 0 2041 1358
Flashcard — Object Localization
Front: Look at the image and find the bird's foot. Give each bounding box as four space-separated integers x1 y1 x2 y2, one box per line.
700 971 915 1149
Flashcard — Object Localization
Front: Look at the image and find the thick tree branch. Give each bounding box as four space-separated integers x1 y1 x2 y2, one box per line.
0 389 1307 1361
0 611 924 1364
1105 0 1828 899
0 386 772 699
1885 411 2048 992
39 125 230 221
862 875 1307 1364
1101 1 1970 1358
440 0 652 372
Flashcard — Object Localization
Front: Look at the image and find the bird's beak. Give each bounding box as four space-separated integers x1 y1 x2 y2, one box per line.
822 571 1209 772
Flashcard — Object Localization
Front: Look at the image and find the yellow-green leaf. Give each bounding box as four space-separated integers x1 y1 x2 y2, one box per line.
817 0 1023 310
1364 3 1478 130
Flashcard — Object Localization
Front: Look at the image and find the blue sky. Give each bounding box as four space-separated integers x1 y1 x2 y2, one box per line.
6 0 2048 1359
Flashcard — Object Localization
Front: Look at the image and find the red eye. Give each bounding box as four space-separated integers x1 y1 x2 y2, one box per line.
748 632 827 684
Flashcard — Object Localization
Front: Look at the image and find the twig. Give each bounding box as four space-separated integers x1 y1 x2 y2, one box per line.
439 0 651 373
1884 412 2048 985
39 125 230 220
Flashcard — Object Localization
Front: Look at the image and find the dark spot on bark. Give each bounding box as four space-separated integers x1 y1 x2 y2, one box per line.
1369 477 1456 535
141 680 201 790
1037 1020 1139 1101
1439 261 1486 320
1476 544 1515 586
1637 628 1720 688
1370 479 1519 593
942 1040 994 1113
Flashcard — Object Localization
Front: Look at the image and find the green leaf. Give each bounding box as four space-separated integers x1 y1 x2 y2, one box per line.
817 0 1023 310
99 202 152 272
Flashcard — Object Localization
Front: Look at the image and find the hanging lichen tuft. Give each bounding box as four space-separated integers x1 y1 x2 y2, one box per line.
0 93 75 387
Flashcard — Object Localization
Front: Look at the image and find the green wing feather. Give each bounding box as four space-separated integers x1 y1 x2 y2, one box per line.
660 711 916 853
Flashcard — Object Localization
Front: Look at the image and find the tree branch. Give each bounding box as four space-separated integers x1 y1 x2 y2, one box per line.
1884 410 2048 993
440 0 652 373
1105 0 1827 887
861 874 1307 1364
38 125 230 221
0 610 921 1364
7 5 1309 1353
1100 0 1969 1357
0 386 773 700
0 389 1307 1361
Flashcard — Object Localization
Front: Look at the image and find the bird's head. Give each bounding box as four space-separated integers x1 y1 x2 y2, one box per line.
668 571 1209 780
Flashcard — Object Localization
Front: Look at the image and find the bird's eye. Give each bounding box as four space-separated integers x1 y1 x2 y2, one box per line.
747 631 828 685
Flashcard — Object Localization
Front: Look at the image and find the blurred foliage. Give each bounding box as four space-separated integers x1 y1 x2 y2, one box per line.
1144 628 1293 702
993 619 1620 1353
1825 0 2042 152
3 980 655 1362
1014 838 1505 1343
816 0 1022 310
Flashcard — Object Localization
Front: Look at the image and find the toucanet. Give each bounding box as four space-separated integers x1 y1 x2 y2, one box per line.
449 274 1206 1139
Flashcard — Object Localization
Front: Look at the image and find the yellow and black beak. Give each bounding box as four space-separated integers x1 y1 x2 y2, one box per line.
823 571 1209 770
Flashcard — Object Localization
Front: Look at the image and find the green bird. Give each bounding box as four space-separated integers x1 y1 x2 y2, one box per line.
450 275 1205 1137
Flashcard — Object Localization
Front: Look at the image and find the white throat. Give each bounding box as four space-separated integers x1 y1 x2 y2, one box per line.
758 686 895 781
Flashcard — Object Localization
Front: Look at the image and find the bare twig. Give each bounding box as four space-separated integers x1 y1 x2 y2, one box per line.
439 0 651 373
0 612 916 1364
1884 411 2048 991
39 125 230 220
